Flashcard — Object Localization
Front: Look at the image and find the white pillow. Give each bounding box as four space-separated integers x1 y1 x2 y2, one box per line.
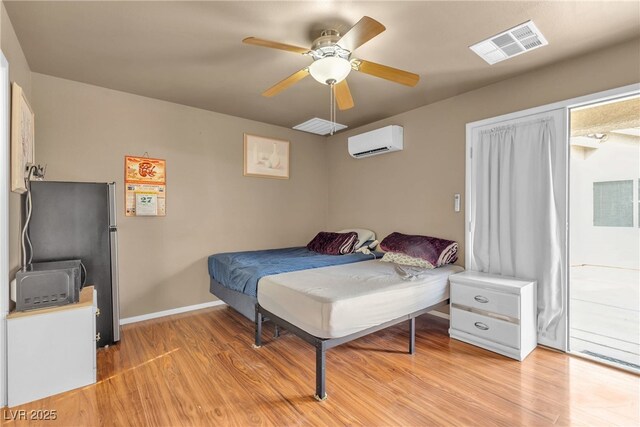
338 228 376 250
380 252 434 269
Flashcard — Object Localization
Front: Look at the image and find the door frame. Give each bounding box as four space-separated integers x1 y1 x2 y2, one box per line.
1 50 10 407
465 82 640 352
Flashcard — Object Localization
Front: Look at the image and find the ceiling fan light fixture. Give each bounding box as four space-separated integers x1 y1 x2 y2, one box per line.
308 57 351 85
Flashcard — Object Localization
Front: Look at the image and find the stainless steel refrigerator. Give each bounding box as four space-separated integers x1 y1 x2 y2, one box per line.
26 181 120 347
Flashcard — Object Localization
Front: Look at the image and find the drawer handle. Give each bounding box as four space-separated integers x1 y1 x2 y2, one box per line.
474 322 489 331
474 295 489 303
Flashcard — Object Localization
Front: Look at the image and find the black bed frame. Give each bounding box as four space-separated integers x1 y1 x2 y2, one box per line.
210 277 257 321
255 299 449 401
211 276 449 401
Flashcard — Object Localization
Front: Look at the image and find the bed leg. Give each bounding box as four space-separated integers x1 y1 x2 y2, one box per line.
409 317 416 355
314 341 327 401
273 324 280 339
254 306 262 348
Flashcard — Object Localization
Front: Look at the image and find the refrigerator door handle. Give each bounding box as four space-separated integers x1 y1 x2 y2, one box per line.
108 182 120 342
108 182 117 228
110 229 121 342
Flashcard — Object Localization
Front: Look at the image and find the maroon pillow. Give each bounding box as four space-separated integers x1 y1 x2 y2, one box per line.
380 232 458 267
307 232 358 255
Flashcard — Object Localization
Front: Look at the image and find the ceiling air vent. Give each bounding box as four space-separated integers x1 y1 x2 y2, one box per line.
293 118 347 136
470 20 548 65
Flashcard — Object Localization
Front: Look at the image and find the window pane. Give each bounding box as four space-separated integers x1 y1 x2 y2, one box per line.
593 180 633 227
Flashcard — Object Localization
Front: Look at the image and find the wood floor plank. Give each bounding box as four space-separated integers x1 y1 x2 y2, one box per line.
3 305 638 426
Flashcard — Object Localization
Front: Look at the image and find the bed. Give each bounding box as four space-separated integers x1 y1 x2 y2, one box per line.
208 246 377 320
255 260 463 400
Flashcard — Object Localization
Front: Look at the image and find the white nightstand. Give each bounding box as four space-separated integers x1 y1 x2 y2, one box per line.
449 271 537 361
7 286 97 407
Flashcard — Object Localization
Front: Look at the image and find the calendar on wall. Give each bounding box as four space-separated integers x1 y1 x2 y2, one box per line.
124 155 166 216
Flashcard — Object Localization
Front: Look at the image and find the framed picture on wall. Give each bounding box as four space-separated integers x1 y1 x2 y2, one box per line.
10 82 35 193
243 133 290 179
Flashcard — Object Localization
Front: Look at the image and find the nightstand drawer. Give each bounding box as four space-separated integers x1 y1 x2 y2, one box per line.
451 283 520 319
451 308 520 349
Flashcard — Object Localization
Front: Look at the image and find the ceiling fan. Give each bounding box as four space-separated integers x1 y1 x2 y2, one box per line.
243 16 420 111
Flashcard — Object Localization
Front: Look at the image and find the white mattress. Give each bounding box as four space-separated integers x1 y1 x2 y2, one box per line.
257 260 464 339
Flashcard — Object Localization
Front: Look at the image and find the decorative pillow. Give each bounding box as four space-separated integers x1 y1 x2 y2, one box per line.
381 252 433 269
307 231 358 255
338 228 376 249
380 232 458 267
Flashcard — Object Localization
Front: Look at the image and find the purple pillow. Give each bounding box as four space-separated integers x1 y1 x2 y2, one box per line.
380 232 458 267
307 232 358 255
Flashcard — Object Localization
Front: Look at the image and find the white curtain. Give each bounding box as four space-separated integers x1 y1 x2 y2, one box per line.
471 117 566 344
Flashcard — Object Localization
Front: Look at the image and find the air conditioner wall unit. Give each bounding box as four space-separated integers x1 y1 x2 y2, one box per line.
348 125 403 159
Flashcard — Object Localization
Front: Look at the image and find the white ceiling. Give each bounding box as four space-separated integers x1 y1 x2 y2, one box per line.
5 1 640 130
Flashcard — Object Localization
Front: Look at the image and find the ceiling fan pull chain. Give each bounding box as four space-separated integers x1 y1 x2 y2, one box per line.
333 82 338 135
332 84 335 135
329 83 335 135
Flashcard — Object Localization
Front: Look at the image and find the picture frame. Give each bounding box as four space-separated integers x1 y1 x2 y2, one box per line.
243 133 290 179
10 82 35 194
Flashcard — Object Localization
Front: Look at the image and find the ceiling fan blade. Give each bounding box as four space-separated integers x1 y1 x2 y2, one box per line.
337 16 385 52
243 37 309 54
352 59 420 87
262 68 309 97
334 80 354 110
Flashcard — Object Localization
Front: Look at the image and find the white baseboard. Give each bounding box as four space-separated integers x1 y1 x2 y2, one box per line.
120 300 226 325
428 310 450 320
120 301 448 326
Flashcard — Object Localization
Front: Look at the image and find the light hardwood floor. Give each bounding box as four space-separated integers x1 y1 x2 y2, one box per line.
3 305 639 426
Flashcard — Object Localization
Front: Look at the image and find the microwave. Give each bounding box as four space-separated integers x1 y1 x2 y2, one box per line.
14 260 83 311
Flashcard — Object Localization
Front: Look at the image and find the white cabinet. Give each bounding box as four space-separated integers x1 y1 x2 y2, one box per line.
449 271 537 361
7 286 97 407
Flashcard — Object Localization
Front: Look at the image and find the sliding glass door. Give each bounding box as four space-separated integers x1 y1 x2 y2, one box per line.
569 96 640 372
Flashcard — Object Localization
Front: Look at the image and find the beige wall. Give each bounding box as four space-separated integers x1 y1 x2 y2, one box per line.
31 73 327 318
2 3 31 278
326 38 640 266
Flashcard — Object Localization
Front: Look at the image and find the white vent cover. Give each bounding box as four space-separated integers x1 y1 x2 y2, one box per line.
293 117 348 136
470 20 548 65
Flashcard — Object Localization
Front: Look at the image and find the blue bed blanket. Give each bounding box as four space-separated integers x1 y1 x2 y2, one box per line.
208 247 377 297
